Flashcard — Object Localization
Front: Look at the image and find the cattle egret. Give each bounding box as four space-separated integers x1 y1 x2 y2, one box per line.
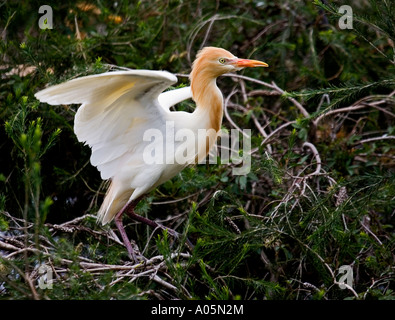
35 47 268 261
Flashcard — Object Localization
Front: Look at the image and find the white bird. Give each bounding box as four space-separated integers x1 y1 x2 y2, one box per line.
35 47 268 261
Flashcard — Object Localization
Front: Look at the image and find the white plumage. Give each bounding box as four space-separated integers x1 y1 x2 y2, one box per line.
35 70 197 224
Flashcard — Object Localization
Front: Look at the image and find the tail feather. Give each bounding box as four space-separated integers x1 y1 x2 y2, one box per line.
97 181 134 225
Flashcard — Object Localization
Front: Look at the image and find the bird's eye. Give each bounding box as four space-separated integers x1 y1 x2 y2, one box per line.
218 58 226 64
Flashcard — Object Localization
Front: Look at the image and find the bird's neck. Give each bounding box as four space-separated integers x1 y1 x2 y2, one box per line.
190 72 223 132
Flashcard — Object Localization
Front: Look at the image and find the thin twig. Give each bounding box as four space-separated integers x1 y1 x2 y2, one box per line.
353 135 395 146
302 142 322 176
261 120 296 145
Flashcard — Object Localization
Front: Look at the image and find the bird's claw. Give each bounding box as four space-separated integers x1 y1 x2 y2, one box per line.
158 225 179 239
129 253 147 265
126 239 146 264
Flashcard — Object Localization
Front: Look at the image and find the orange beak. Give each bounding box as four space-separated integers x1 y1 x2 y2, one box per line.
231 58 269 68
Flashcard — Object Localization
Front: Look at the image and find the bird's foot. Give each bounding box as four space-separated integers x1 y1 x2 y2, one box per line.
124 207 194 253
155 224 195 251
128 252 146 264
126 239 146 264
157 224 179 239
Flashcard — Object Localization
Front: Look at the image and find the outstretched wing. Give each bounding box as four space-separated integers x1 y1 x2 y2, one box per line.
35 70 179 180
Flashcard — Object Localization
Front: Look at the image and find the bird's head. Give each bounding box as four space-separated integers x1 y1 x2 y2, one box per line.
190 47 268 80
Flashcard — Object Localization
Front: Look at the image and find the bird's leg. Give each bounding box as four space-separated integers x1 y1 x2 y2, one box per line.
115 197 194 260
124 198 195 251
125 207 180 238
114 199 142 262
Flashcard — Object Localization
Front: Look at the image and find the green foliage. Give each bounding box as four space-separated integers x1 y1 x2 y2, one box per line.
1 0 394 300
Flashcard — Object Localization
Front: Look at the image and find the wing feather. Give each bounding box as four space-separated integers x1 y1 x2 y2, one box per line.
158 86 192 110
35 70 177 179
35 70 194 224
